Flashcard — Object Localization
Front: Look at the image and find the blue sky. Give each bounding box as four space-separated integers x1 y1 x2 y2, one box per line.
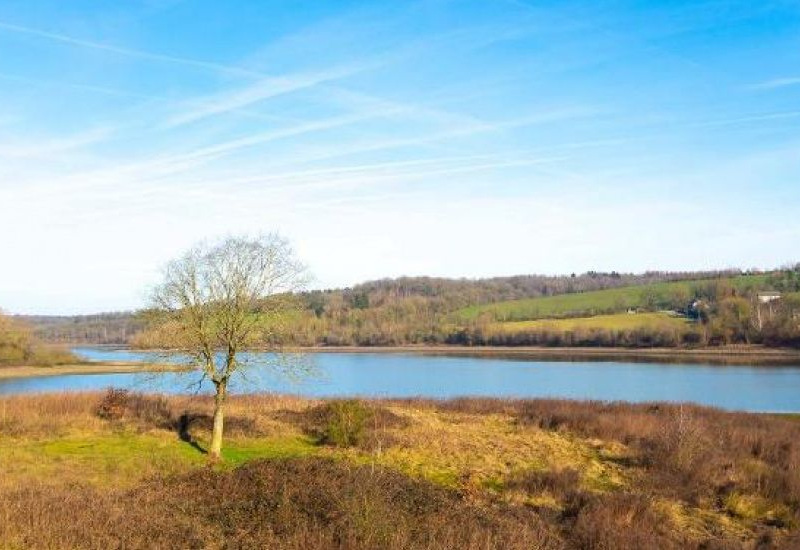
0 0 798 314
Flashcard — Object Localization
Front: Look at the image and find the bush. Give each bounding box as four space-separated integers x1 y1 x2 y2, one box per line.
320 400 371 447
507 468 582 495
568 493 687 549
293 399 407 449
95 388 129 421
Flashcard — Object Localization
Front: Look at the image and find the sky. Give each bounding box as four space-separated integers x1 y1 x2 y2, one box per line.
0 0 799 314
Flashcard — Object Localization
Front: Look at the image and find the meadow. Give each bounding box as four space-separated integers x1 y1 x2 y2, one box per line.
457 274 769 322
0 390 797 549
494 312 693 333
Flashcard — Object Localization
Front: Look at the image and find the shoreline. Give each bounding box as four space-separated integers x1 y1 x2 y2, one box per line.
0 361 180 380
285 344 800 365
4 345 800 380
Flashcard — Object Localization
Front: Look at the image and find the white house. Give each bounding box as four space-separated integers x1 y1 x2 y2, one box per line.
758 292 782 304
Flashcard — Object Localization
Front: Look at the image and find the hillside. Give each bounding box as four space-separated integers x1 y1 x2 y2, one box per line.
457 274 770 322
495 312 692 333
20 312 147 345
21 269 748 345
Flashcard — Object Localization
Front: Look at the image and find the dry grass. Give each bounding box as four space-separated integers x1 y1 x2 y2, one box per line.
0 392 798 548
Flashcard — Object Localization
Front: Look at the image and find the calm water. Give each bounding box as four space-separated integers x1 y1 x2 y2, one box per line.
1 347 799 412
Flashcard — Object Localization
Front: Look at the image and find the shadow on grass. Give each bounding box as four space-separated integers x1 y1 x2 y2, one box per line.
177 413 207 455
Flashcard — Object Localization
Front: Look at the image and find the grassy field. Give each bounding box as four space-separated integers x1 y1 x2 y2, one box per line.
494 312 694 333
0 391 797 548
457 274 770 322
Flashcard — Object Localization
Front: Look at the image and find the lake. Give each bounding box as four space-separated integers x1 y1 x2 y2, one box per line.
1 347 799 412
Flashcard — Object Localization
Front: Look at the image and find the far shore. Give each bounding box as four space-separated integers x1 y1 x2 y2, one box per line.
3 345 799 380
0 361 182 380
56 343 800 366
288 344 800 365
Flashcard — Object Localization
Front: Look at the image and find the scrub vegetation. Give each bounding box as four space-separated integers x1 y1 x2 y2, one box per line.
0 391 798 549
0 311 75 366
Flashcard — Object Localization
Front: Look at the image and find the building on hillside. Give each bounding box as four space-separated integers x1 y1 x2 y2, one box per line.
756 292 782 330
758 292 782 304
687 299 709 321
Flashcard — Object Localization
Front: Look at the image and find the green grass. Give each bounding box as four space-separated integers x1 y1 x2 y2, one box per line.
0 432 205 487
220 435 318 466
0 431 320 486
495 312 693 333
457 274 770 322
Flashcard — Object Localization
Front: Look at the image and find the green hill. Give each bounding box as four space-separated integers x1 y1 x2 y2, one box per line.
495 312 693 333
456 274 770 322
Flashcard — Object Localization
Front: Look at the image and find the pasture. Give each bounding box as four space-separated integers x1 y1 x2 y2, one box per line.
495 312 693 333
457 274 769 322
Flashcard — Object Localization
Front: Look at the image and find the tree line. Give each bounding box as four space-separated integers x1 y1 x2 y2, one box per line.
0 311 75 366
20 267 800 349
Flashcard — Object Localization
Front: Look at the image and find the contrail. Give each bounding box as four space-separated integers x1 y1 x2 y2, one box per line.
0 20 265 78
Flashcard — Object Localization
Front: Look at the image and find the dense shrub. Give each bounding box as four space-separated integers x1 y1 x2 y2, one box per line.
567 493 688 550
0 458 563 549
506 468 581 495
95 388 130 421
319 399 370 447
297 399 407 449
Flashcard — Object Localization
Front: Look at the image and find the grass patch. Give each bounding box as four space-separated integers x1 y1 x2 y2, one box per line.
0 432 205 488
220 435 318 466
495 312 692 333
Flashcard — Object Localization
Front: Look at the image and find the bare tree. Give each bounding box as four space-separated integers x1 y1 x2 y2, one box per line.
149 234 307 459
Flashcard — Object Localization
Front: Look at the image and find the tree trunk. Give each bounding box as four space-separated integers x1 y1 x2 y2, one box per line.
210 382 226 460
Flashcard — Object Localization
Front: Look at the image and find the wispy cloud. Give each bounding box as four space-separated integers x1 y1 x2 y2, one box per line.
751 77 800 91
212 154 569 195
163 64 373 128
688 110 800 128
0 70 169 101
242 105 601 167
0 20 265 78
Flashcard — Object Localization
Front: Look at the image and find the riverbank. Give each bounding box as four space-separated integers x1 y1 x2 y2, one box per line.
0 361 180 379
7 345 799 382
80 343 800 363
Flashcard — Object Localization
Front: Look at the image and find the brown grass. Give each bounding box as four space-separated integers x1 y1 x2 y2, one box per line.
0 392 798 549
0 458 564 550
